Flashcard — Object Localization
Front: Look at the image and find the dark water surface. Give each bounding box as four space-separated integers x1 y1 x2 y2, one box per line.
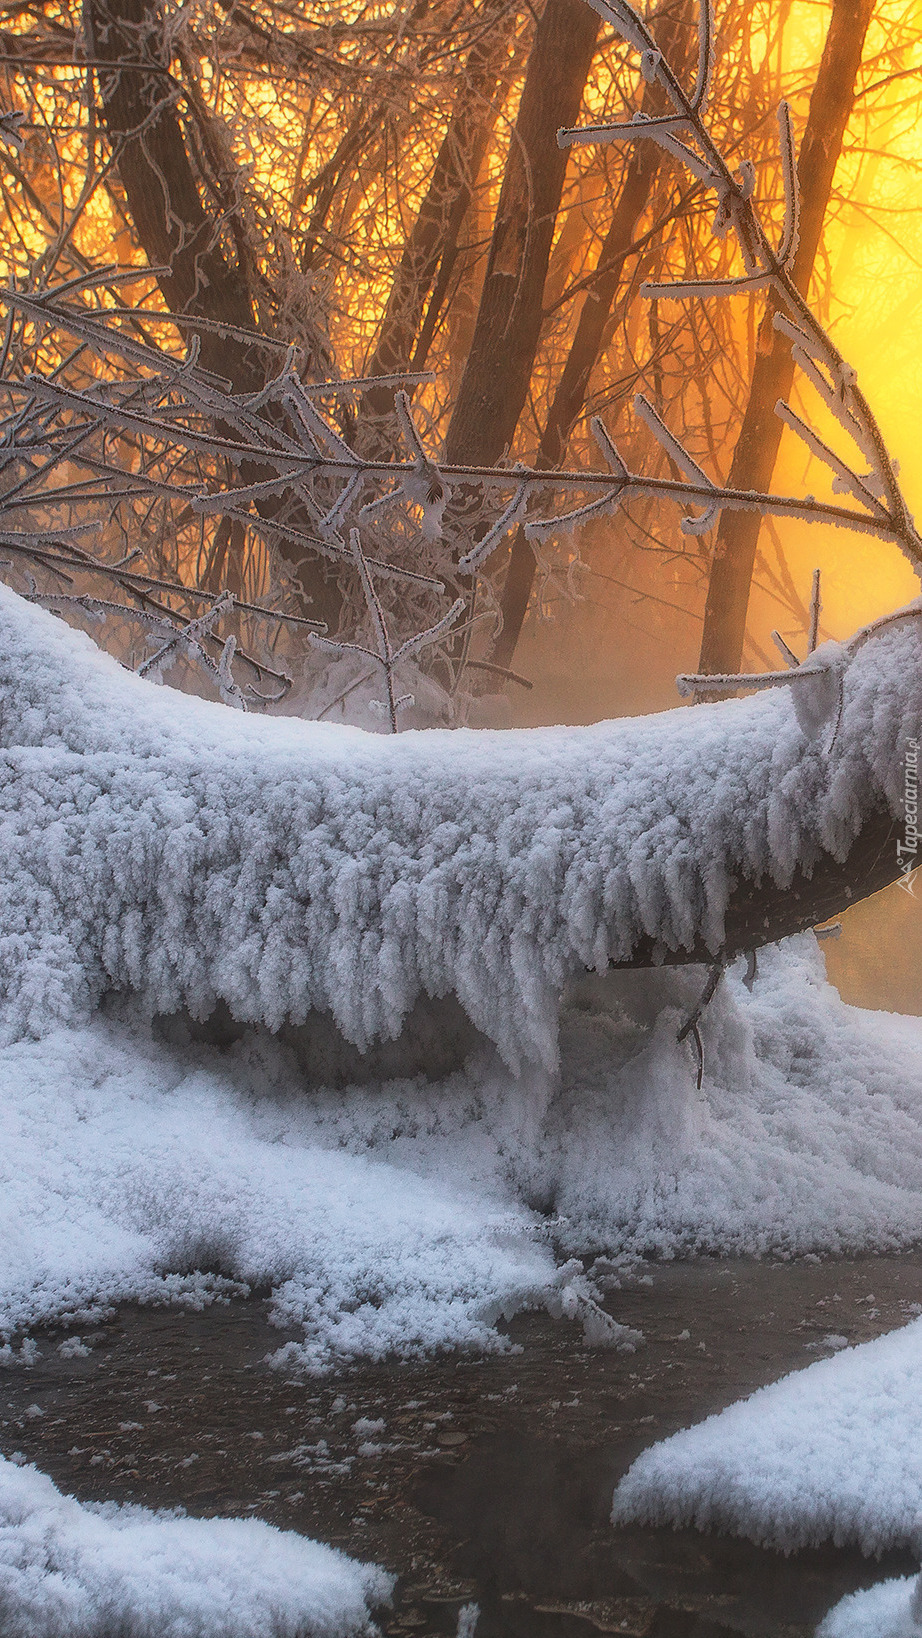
3 1253 921 1637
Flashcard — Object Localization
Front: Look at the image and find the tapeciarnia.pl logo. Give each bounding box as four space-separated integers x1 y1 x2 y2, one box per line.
898 737 919 895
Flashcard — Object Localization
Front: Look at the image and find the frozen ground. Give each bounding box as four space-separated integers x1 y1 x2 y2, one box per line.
0 1452 392 1637
0 1011 558 1373
5 588 922 1620
4 587 922 1359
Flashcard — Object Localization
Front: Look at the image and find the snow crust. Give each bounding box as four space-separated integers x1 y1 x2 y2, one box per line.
612 1315 922 1554
818 1576 922 1637
0 586 917 1069
0 1453 391 1637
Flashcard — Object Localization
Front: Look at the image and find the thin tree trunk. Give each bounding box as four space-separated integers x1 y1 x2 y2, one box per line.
697 0 875 677
490 0 694 669
443 0 600 467
359 0 517 438
87 0 259 385
491 154 661 667
88 0 344 626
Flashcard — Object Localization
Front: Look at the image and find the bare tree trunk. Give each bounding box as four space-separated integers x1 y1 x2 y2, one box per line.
443 0 600 467
359 0 518 439
490 0 694 669
490 155 661 667
697 0 875 677
88 0 345 626
86 0 259 386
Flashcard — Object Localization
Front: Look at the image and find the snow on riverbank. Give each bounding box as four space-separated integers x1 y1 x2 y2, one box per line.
0 1453 391 1637
0 585 918 1070
818 1577 922 1638
4 937 922 1366
246 935 922 1264
0 1011 557 1370
612 1315 922 1554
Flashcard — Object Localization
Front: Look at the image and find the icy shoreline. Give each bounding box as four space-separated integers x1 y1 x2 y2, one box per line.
0 1454 391 1637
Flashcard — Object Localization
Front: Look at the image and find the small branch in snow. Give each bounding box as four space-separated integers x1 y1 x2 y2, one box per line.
808 567 822 655
677 962 723 1090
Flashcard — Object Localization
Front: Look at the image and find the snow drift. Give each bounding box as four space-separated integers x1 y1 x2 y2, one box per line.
5 940 922 1365
611 1314 922 1554
0 585 918 1069
0 1009 558 1370
0 1452 391 1637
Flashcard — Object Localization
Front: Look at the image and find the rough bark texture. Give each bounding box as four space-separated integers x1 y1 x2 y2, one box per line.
359 0 517 439
89 0 344 625
614 805 902 970
88 0 259 387
697 0 876 677
443 0 601 466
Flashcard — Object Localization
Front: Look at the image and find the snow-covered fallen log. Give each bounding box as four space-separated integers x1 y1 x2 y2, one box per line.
0 1452 392 1637
0 585 918 1068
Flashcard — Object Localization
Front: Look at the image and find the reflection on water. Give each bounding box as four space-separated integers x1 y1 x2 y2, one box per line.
417 1432 918 1637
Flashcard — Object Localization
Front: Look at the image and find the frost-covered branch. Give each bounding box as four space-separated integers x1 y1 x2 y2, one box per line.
559 0 922 579
309 531 464 730
1 202 918 728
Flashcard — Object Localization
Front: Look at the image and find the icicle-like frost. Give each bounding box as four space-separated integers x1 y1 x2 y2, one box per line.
0 587 919 1068
458 473 530 572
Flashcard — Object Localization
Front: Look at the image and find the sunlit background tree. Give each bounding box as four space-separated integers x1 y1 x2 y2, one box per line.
1 0 921 783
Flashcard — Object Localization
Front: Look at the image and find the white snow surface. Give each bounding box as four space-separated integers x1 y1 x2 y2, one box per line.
4 936 922 1363
611 1316 922 1554
0 585 918 1070
0 1453 392 1637
0 1009 557 1370
818 1576 922 1637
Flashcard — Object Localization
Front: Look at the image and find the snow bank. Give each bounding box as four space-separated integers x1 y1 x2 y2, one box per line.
0 585 917 1069
274 937 922 1261
818 1576 922 1637
0 1011 555 1369
611 1315 922 1554
0 1453 391 1637
5 938 922 1362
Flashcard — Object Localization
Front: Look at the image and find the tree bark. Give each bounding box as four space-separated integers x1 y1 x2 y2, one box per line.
88 0 345 626
697 0 875 677
490 0 694 669
443 0 601 466
359 0 517 439
87 0 260 387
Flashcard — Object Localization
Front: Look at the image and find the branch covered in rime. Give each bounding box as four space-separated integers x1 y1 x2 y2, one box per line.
309 531 464 731
557 0 922 585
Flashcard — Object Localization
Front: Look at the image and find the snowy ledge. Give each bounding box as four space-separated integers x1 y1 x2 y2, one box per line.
612 1315 922 1557
0 586 917 1068
0 1452 392 1637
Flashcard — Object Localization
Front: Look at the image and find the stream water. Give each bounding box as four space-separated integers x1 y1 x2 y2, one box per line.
2 1252 920 1636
